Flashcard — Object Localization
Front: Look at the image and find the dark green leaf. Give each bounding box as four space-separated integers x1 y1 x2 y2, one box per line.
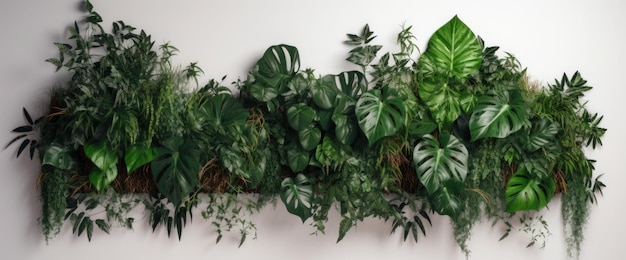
505 167 556 212
12 126 33 133
287 103 316 131
337 218 353 242
151 137 200 206
470 90 527 141
95 219 110 234
287 148 309 173
299 126 322 151
124 143 158 174
84 142 118 171
41 143 75 170
355 90 406 146
280 174 312 222
413 133 468 194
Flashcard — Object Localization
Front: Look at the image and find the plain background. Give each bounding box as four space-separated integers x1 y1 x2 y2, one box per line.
1 0 623 259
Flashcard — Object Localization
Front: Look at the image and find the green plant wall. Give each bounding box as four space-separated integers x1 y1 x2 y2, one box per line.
6 1 607 259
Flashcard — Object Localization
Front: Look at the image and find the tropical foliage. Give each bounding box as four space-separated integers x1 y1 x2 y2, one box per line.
7 2 605 259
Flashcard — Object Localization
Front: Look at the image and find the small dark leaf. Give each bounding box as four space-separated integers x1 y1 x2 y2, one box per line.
5 134 26 149
17 139 30 158
95 219 110 234
12 126 33 133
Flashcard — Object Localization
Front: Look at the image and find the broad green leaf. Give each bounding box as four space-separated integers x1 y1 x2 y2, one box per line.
420 15 482 78
505 167 556 212
41 143 76 170
429 181 463 217
280 174 313 222
419 79 462 129
249 82 279 102
287 147 309 172
525 118 558 152
89 167 118 192
84 142 118 172
355 90 406 146
124 143 158 174
470 89 527 141
347 45 382 67
311 76 339 110
287 103 316 131
299 125 322 151
254 44 300 93
413 133 468 194
200 94 249 131
333 114 358 145
151 137 200 206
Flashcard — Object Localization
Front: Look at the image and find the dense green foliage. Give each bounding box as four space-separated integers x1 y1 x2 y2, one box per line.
6 2 606 259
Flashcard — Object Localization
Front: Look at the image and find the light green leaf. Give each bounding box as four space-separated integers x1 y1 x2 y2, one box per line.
419 79 462 129
124 143 158 174
84 142 118 171
420 15 482 78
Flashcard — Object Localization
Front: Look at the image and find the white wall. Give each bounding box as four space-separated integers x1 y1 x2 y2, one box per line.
1 0 624 259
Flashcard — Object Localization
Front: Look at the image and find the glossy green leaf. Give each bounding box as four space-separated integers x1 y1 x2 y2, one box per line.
89 167 118 192
413 133 468 194
470 89 527 141
84 141 118 171
287 147 309 172
41 144 75 170
299 125 322 151
287 103 316 131
429 181 463 217
525 118 558 152
332 114 358 145
280 174 313 222
200 94 249 131
151 137 200 206
505 167 556 212
355 90 406 146
311 75 339 110
420 15 482 78
249 82 279 102
419 79 462 129
124 143 158 174
253 44 300 94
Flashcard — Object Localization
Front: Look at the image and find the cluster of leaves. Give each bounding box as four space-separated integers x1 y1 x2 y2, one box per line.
6 2 606 258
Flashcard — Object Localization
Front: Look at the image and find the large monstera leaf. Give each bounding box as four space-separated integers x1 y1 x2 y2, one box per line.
151 137 200 206
250 44 300 101
200 94 249 132
429 180 463 217
470 89 527 141
419 15 482 78
287 103 316 131
280 173 313 222
525 117 558 152
413 133 468 194
505 167 556 212
355 89 406 146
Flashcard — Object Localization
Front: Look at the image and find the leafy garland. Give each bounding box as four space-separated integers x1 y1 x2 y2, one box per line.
7 2 606 259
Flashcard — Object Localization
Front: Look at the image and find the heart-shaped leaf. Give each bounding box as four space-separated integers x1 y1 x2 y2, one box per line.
311 76 339 110
505 167 556 212
124 143 158 174
413 133 468 194
429 180 463 217
287 103 316 131
151 137 200 206
280 174 313 223
253 44 300 95
332 114 358 145
200 94 249 132
287 147 309 172
84 142 118 172
419 79 462 129
420 15 482 78
355 90 405 146
299 125 322 151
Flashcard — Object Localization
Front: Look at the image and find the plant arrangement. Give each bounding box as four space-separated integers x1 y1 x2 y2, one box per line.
7 1 606 259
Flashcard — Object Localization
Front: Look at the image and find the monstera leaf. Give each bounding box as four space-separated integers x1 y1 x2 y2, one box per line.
280 174 313 223
505 167 556 212
251 44 300 101
200 94 249 132
413 133 468 194
419 79 462 129
525 117 558 152
355 89 406 146
470 89 527 141
429 180 463 217
333 114 358 145
419 15 482 78
151 137 200 206
84 142 118 192
287 103 316 131
41 143 75 170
